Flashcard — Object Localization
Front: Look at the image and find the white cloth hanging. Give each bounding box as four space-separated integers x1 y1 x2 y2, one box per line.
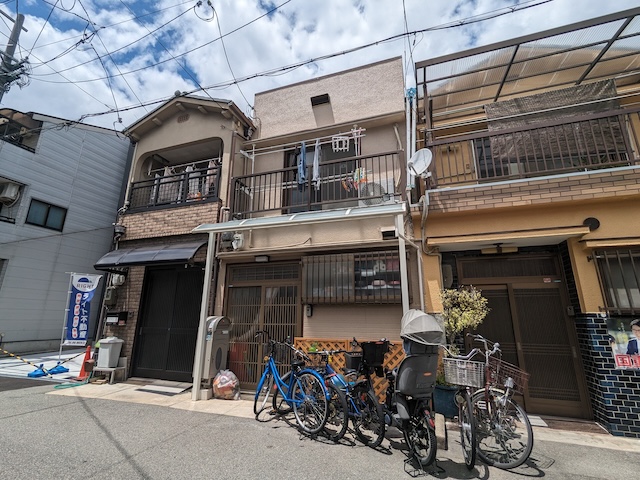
312 139 321 191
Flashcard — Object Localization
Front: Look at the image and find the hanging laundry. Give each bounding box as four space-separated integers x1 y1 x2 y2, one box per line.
312 139 321 191
332 135 350 152
297 141 306 191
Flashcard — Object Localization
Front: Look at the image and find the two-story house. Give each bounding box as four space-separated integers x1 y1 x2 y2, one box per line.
413 7 640 437
94 95 255 385
0 109 131 354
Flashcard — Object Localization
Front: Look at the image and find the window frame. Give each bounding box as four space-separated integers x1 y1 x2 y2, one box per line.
594 248 640 315
25 198 67 231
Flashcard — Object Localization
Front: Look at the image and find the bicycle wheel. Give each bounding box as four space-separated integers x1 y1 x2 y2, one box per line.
459 390 476 470
324 382 349 442
402 407 437 467
292 372 329 435
253 372 274 415
472 388 533 469
352 388 385 448
272 371 293 414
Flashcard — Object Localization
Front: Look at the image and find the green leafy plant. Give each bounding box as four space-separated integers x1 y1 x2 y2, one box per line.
441 285 490 352
437 285 490 385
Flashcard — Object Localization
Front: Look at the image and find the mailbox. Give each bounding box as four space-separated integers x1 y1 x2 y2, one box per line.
202 316 232 384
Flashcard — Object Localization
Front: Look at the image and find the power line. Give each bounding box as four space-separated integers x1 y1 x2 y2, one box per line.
18 0 554 125
29 0 295 81
211 1 253 111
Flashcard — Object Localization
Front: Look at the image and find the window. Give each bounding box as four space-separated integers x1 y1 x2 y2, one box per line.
303 250 402 304
26 199 67 231
595 249 640 315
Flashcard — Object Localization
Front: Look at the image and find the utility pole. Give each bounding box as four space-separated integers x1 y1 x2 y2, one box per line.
0 11 28 103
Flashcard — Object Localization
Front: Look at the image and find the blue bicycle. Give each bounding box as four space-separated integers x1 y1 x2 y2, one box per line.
253 331 330 435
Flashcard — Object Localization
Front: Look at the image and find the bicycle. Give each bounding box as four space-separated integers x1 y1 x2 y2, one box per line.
253 331 330 435
308 348 384 445
441 346 481 470
467 333 534 469
272 344 381 446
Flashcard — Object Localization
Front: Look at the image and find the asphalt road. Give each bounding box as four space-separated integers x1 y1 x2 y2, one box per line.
1 380 638 479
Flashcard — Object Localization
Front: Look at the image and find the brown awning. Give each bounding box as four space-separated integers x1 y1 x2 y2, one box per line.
94 241 206 272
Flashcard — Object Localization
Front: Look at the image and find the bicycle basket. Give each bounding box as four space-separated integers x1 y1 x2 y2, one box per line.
271 342 292 365
488 356 529 394
442 357 485 388
360 341 389 367
345 352 362 371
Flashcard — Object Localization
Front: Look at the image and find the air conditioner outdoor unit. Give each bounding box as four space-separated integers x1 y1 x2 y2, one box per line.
0 183 20 204
358 177 396 207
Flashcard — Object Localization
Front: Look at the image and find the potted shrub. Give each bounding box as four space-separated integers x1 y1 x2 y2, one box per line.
434 285 490 418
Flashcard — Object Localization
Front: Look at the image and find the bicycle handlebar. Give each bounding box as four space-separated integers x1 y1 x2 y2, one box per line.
467 333 501 355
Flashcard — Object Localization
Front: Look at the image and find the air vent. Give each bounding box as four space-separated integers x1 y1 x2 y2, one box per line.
311 94 330 106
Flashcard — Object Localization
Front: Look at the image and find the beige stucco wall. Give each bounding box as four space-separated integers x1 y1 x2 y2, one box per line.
229 215 398 255
254 57 405 139
420 196 640 316
303 304 404 341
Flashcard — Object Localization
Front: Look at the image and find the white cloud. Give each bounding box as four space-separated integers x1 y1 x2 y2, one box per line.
1 0 637 129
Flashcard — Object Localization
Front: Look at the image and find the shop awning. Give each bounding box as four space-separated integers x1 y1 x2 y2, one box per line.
94 240 207 271
427 225 591 252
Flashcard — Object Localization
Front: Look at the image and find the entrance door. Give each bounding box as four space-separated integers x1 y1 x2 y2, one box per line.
459 255 591 418
132 265 204 382
225 264 300 390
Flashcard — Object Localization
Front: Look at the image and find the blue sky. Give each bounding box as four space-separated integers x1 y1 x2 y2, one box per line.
0 0 637 129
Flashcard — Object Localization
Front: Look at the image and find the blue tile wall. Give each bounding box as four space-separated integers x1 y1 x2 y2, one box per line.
575 314 640 438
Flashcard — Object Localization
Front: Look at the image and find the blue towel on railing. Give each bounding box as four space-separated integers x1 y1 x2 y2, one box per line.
297 141 306 191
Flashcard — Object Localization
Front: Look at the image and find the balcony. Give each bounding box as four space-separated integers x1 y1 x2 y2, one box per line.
424 107 640 188
127 165 221 211
230 151 403 217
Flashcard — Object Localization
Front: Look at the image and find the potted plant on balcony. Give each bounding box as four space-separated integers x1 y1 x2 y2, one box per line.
434 285 490 418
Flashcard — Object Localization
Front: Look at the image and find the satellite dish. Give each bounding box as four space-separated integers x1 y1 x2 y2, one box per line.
408 148 433 177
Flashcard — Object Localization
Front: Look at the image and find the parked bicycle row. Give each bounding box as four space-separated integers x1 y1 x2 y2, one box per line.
253 309 534 473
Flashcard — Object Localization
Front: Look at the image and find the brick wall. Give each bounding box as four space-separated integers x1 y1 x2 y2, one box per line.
575 314 640 438
429 168 640 213
121 202 220 240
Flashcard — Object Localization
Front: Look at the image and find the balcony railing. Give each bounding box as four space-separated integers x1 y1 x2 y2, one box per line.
128 166 221 211
424 107 640 188
230 151 403 217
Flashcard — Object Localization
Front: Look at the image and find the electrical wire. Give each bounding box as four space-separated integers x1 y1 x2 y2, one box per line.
27 0 58 57
15 0 194 55
14 0 554 126
29 0 294 80
29 5 194 73
211 1 253 111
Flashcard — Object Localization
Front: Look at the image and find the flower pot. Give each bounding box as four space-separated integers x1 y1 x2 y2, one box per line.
434 384 458 418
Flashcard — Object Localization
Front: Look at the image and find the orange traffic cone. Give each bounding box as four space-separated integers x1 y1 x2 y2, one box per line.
75 345 93 381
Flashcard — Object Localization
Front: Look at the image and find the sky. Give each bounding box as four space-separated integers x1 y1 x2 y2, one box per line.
0 0 638 130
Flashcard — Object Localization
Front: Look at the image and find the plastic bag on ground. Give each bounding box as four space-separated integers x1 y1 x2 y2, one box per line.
213 369 240 400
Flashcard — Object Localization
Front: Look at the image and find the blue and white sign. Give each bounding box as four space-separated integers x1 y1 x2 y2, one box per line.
63 274 102 346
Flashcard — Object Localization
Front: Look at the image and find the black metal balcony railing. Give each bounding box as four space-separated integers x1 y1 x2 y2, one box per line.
230 151 402 218
424 108 640 187
128 166 221 210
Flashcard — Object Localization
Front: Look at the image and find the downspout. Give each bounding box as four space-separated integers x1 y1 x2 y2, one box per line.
192 231 217 401
396 223 425 312
396 213 410 314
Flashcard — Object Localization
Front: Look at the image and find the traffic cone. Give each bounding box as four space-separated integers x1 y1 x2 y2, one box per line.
75 345 92 381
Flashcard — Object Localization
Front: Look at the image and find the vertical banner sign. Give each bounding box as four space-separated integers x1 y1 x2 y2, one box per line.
63 274 102 346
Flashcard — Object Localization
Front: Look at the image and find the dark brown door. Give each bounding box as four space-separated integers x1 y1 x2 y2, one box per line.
132 265 204 382
459 255 591 418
